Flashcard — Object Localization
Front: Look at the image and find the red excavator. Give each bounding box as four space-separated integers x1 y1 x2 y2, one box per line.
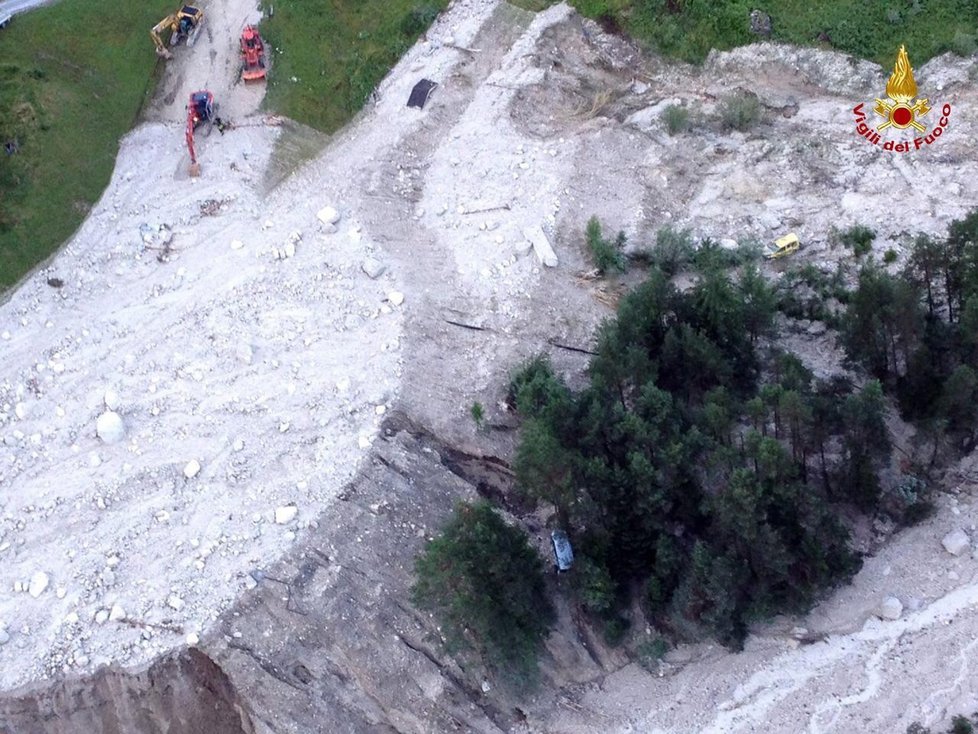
186 90 215 177
240 25 267 82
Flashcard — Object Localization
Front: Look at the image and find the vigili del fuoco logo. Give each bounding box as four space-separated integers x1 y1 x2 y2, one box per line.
853 45 952 153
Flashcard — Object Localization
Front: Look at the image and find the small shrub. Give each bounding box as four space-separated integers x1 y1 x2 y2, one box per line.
661 104 689 135
951 716 975 734
951 31 978 57
576 557 617 615
636 637 669 670
508 355 571 418
647 226 694 274
470 401 484 427
906 724 930 734
692 237 749 272
400 4 441 38
603 615 631 646
586 216 627 274
884 474 933 525
884 248 898 264
835 224 876 256
718 92 761 132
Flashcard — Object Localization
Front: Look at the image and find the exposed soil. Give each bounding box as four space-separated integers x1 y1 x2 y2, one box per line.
2 1 978 733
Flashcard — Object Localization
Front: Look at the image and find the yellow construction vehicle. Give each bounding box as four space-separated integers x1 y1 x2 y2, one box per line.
765 232 800 260
151 6 204 59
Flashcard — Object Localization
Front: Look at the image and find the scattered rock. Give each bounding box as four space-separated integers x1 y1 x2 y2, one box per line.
387 291 405 307
362 258 387 279
95 411 126 444
0 629 9 645
28 572 49 598
183 460 201 479
523 226 558 267
167 595 184 611
186 632 200 645
317 206 341 226
230 239 244 250
109 604 127 622
878 597 903 620
942 528 970 556
94 610 109 625
274 505 298 525
103 389 120 411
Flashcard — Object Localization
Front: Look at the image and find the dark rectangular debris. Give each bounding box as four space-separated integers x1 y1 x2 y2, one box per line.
407 79 438 109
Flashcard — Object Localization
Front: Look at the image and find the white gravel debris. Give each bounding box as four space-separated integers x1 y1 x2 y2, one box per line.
183 460 202 479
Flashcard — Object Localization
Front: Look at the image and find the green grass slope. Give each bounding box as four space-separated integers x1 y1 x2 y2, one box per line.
0 0 174 289
260 0 449 132
515 0 978 66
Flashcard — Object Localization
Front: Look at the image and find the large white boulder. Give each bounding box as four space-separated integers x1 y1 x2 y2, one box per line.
317 206 341 226
95 411 125 444
28 572 49 598
274 505 298 525
943 529 970 556
878 597 903 621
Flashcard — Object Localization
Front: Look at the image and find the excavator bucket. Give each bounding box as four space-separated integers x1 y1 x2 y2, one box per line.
189 162 201 177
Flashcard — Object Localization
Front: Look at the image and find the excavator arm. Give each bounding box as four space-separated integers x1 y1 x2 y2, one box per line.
185 90 214 177
150 15 178 59
151 6 203 60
